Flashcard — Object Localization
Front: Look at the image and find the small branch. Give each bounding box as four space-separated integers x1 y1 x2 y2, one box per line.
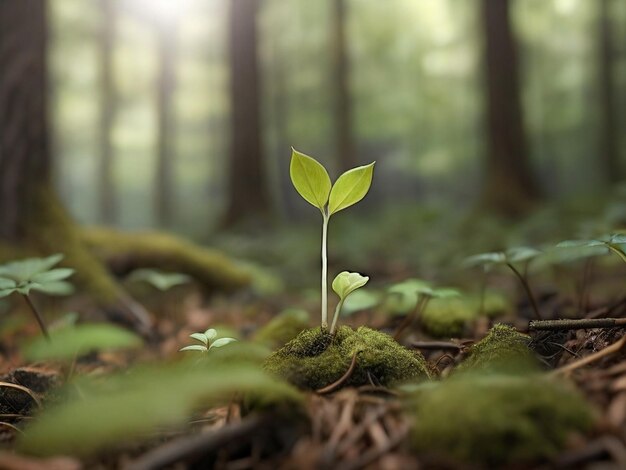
317 352 358 394
21 294 50 341
529 317 626 331
0 381 42 409
551 334 626 376
506 263 542 320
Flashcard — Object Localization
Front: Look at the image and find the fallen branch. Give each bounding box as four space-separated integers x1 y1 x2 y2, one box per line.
529 318 626 331
316 352 359 394
551 335 626 376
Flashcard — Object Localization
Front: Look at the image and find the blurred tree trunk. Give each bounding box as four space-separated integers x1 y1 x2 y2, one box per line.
331 0 356 172
223 0 272 227
599 0 619 184
479 0 541 216
155 23 177 228
0 0 152 335
98 0 117 224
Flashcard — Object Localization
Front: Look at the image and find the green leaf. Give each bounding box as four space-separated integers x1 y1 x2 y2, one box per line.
179 345 207 352
31 268 74 284
30 281 74 296
209 337 237 349
388 279 433 297
341 289 380 316
332 271 369 301
506 247 542 263
0 254 64 282
328 162 375 215
0 277 16 290
289 148 332 210
0 288 16 298
127 269 191 291
430 288 462 299
556 239 604 249
23 324 142 361
189 333 208 345
204 328 217 341
463 252 506 268
610 234 626 245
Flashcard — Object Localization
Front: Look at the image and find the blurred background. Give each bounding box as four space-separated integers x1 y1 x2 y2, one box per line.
38 0 626 282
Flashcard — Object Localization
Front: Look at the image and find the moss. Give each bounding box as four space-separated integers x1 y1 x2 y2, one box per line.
81 227 250 293
421 291 511 338
406 374 594 466
457 324 539 374
254 309 310 349
264 326 430 390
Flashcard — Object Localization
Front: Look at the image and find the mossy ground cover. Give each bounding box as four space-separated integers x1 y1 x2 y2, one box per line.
264 325 430 389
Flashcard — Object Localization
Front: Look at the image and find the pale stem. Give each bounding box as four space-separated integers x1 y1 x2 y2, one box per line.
321 211 330 329
330 298 345 335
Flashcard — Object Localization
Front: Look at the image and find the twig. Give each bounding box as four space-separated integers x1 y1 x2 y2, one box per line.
21 294 50 341
551 335 626 377
506 263 542 320
126 415 267 470
0 381 42 409
316 352 358 394
338 423 409 470
529 317 626 331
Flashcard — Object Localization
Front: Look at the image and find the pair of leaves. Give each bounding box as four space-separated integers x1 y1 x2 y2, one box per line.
0 254 74 298
332 271 369 301
464 247 542 269
179 328 237 352
290 149 374 215
126 268 191 291
558 233 626 264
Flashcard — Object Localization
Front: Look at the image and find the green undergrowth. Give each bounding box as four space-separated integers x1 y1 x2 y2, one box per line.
421 291 510 338
457 323 540 374
264 326 430 390
405 373 594 466
254 309 310 349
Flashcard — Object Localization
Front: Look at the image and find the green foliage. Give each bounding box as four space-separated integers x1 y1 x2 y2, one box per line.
254 309 310 349
464 246 542 270
289 148 332 211
328 163 375 215
557 233 626 264
126 268 191 291
179 328 237 353
332 271 369 301
341 288 381 316
18 353 302 456
0 254 74 297
23 324 142 361
264 326 430 390
406 374 594 465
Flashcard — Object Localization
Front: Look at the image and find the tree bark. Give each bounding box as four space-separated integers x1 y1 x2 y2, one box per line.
155 23 177 228
479 0 540 216
331 0 356 172
223 0 272 227
599 0 619 184
98 0 117 224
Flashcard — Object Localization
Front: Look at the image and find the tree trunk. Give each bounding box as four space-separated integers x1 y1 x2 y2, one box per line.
98 0 117 224
331 0 356 172
599 0 619 184
479 0 540 216
155 23 177 228
223 0 272 227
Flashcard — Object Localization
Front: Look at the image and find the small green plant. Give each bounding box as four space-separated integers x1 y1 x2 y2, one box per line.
290 148 374 331
557 233 626 263
464 247 543 320
0 254 74 340
126 268 191 291
330 271 369 334
179 328 237 353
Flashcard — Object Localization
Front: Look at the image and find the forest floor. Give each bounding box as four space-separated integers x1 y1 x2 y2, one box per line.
2 243 626 469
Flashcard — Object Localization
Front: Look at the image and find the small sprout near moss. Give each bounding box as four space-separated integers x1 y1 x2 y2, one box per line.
179 328 237 353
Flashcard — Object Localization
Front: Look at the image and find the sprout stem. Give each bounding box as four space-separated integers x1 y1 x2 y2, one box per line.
21 294 51 341
321 211 329 329
506 263 542 320
330 298 345 335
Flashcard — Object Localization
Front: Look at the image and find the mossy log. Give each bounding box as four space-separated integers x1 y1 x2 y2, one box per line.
80 227 250 294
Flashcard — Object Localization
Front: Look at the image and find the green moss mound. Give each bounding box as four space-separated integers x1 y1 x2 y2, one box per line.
407 374 594 466
264 326 430 390
254 309 310 349
421 292 510 338
458 324 539 374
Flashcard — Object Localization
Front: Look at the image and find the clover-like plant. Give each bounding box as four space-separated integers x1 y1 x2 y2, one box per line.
557 234 626 264
330 271 369 334
290 148 374 331
464 247 543 320
127 268 191 291
0 254 74 340
179 328 237 353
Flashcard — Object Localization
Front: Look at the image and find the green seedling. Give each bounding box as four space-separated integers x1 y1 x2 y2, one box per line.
0 254 74 340
126 268 191 291
464 247 543 320
557 233 626 264
330 271 369 334
290 148 374 331
179 328 237 353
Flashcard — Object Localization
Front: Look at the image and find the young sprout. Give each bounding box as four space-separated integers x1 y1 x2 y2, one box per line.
330 271 369 334
126 268 191 291
179 328 237 353
0 254 74 341
290 148 375 331
464 247 543 320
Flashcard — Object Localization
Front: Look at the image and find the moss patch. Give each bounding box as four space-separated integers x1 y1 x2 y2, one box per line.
264 326 430 390
457 324 539 374
254 309 310 349
406 374 594 466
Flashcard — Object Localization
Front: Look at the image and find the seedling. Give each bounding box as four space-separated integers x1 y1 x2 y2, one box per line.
126 268 191 291
330 271 369 334
557 234 626 264
290 148 374 331
179 328 237 352
0 254 74 340
464 247 543 320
